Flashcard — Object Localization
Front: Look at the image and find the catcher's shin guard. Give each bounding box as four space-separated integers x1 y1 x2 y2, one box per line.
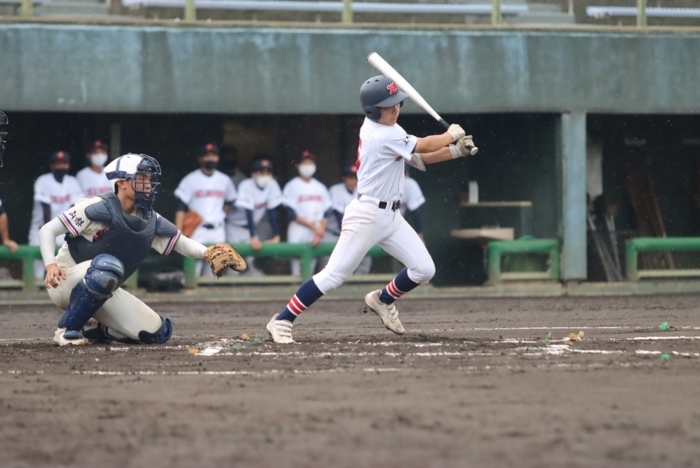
57 255 124 336
138 317 173 344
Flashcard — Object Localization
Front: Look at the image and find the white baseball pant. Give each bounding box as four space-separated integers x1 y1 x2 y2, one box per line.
319 231 372 275
191 224 225 277
287 221 318 277
47 261 163 340
313 197 435 294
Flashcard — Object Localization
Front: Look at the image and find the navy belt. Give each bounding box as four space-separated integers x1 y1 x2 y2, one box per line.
357 194 400 211
202 223 222 229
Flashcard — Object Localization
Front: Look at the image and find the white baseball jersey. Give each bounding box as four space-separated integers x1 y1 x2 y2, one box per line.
283 177 332 225
29 173 85 245
228 178 283 227
53 197 180 270
400 177 426 216
357 117 417 202
174 169 237 225
327 182 357 234
76 167 112 198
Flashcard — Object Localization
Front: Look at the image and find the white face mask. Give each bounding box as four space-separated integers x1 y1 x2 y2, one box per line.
91 153 108 168
299 164 316 178
255 174 273 189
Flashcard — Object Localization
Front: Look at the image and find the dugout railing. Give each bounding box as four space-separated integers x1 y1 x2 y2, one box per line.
625 237 700 281
0 243 392 292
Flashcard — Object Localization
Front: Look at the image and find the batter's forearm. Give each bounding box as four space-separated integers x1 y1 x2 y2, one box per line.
419 147 454 165
414 133 452 154
39 218 68 266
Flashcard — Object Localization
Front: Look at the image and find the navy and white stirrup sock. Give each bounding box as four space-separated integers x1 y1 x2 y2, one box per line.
277 279 324 323
379 268 420 305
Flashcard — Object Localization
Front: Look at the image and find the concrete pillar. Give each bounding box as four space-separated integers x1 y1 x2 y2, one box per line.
558 112 587 281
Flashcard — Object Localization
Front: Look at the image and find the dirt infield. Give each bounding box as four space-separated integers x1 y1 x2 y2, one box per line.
2 294 700 468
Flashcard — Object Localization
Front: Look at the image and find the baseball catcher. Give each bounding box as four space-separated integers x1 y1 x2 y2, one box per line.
39 153 246 346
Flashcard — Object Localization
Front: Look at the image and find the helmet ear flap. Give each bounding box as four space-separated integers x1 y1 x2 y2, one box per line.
363 105 381 122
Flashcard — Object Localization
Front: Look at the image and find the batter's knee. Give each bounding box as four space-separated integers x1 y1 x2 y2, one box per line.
409 259 436 284
314 268 350 294
138 317 173 344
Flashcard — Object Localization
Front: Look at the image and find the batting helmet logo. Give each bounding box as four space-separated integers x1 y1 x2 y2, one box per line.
386 82 399 95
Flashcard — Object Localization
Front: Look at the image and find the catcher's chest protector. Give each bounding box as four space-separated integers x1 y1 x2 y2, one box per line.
67 192 175 286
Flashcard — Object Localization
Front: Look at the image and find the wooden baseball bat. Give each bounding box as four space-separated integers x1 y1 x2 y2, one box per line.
366 52 478 155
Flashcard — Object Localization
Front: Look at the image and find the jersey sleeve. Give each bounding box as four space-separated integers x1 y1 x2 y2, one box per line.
268 180 284 209
71 178 86 202
405 179 426 211
282 180 299 211
33 178 52 204
235 181 255 211
383 127 418 161
57 198 101 238
173 175 193 205
320 184 333 214
151 214 181 255
224 177 237 204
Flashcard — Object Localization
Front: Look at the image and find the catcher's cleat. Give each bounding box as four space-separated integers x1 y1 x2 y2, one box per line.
266 314 295 344
83 322 114 344
53 328 88 346
364 290 405 335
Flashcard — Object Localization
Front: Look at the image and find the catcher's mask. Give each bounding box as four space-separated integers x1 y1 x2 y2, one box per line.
105 154 162 217
0 111 8 168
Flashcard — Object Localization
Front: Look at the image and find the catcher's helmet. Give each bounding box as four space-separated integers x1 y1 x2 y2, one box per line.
360 75 409 122
105 153 161 216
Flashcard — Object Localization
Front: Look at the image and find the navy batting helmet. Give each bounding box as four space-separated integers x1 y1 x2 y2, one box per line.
360 75 409 122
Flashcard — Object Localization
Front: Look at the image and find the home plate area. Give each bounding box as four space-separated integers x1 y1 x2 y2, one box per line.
1 295 700 468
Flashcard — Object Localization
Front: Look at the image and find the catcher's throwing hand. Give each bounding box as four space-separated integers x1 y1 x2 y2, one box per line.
203 244 247 277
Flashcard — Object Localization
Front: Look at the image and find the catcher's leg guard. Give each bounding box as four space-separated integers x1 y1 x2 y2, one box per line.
138 317 173 344
56 255 124 344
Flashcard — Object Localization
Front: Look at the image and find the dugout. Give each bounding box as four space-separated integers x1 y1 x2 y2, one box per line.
0 111 561 285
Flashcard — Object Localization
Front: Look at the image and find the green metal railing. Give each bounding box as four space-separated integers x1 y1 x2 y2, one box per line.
0 243 389 292
487 239 560 284
183 242 389 288
626 237 700 281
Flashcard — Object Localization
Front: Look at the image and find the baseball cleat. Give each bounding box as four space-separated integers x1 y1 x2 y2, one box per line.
364 290 405 335
53 328 88 346
266 314 295 344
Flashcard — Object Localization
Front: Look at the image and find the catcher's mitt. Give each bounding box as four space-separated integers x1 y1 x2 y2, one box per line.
182 210 203 238
203 244 247 277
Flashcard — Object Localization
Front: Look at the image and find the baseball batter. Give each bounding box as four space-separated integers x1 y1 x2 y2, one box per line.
40 153 244 346
267 75 476 343
282 151 332 276
29 151 85 279
227 158 282 273
76 140 112 198
175 144 237 276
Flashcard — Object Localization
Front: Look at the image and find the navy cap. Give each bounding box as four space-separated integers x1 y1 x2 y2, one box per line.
252 158 274 173
297 150 316 164
342 164 358 177
88 140 108 153
49 151 71 164
197 143 220 157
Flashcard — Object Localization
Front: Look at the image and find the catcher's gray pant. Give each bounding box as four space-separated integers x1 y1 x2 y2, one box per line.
47 261 163 341
313 197 435 294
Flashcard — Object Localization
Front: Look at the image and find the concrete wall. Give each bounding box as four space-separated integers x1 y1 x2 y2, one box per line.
2 22 700 114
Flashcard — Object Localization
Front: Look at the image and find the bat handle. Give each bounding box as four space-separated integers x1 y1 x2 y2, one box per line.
438 118 450 129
